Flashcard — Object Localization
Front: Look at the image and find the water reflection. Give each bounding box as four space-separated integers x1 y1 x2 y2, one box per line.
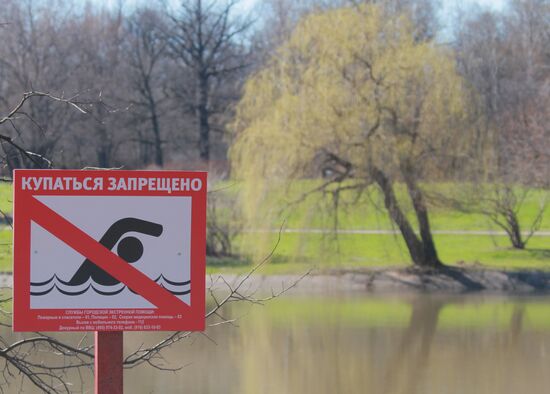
7 295 550 393
382 298 444 394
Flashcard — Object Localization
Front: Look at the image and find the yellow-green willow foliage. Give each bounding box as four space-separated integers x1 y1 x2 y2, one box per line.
230 4 474 260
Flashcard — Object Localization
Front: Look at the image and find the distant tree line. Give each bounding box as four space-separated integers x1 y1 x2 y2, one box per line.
1 0 544 174
452 0 549 249
0 0 255 174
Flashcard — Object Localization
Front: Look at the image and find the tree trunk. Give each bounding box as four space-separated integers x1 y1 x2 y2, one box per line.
96 127 110 168
371 165 442 268
505 210 525 249
1 140 23 171
149 99 163 167
402 169 442 267
141 73 163 167
197 71 210 162
136 128 151 165
95 105 113 169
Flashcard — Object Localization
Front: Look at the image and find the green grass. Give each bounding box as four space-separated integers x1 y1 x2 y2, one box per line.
0 182 11 215
269 181 550 231
216 232 550 274
0 231 11 272
218 180 550 273
2 181 550 274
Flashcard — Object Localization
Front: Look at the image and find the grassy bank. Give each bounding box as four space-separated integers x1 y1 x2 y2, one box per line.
0 183 11 215
0 231 10 272
2 182 549 274
220 181 550 273
259 181 550 231
207 232 550 275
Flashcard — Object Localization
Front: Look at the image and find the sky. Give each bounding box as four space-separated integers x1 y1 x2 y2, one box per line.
446 0 506 9
439 0 508 21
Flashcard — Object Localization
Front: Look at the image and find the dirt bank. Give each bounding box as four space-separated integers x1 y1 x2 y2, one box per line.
208 267 550 295
2 266 549 295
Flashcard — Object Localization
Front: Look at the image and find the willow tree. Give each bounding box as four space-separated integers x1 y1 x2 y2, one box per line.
230 4 474 268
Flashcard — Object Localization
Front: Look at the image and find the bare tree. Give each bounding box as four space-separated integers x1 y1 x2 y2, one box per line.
0 91 91 173
71 5 127 169
124 7 169 167
376 0 441 40
165 0 253 163
0 1 84 169
0 0 255 170
453 0 550 249
206 182 243 257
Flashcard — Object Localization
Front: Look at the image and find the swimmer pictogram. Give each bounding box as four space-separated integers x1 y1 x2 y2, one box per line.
29 217 192 297
69 218 163 286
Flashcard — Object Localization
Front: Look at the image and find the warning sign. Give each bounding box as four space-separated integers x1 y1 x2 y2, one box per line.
13 170 206 332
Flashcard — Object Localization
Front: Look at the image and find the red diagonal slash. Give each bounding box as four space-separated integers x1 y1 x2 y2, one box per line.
26 195 190 313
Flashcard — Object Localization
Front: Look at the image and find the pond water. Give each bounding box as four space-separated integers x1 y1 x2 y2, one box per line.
8 293 550 393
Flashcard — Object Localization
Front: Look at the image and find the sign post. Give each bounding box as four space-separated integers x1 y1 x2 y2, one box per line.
95 331 123 394
12 170 207 392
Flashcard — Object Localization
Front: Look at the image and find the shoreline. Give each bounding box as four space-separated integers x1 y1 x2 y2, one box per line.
208 266 550 295
2 266 550 295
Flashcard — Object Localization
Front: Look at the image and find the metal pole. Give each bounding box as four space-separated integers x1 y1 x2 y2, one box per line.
95 331 123 394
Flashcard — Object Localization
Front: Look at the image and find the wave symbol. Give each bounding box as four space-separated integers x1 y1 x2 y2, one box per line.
30 274 191 297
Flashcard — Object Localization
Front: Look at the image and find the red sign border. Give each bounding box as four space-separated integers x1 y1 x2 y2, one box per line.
13 169 206 332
